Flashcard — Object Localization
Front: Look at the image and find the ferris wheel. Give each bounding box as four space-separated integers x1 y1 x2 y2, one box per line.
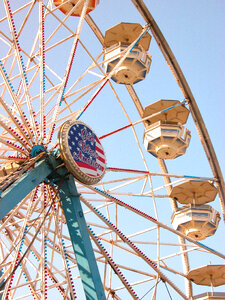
0 0 224 299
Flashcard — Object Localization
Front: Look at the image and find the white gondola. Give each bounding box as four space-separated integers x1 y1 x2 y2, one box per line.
171 204 220 240
170 180 220 240
103 23 152 84
143 99 191 159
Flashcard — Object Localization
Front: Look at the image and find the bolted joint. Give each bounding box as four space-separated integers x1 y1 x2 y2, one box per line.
30 145 46 157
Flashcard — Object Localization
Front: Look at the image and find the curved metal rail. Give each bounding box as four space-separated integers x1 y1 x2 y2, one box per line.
130 0 225 217
86 5 224 297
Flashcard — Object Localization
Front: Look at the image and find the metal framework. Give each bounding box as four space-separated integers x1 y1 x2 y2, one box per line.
0 1 223 299
0 155 106 299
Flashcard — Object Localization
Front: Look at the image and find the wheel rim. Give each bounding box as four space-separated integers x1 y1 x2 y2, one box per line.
0 1 224 299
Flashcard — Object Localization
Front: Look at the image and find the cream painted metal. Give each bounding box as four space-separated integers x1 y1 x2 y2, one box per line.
193 293 225 300
187 265 225 287
190 265 225 299
171 204 220 240
142 99 190 126
103 23 152 84
170 180 218 205
0 162 20 178
143 99 191 159
53 0 99 16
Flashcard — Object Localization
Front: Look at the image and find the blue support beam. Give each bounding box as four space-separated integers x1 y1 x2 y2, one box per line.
0 269 3 300
0 158 53 221
58 176 106 300
0 154 106 299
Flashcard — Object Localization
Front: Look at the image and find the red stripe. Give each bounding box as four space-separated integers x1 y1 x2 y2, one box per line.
85 172 96 177
96 137 101 144
95 144 104 156
97 156 105 164
76 160 104 173
76 161 97 172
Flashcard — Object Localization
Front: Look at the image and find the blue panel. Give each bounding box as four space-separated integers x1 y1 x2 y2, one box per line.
58 176 106 300
0 159 53 220
0 268 3 300
30 145 45 157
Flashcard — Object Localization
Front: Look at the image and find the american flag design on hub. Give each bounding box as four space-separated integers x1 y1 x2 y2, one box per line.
68 123 106 178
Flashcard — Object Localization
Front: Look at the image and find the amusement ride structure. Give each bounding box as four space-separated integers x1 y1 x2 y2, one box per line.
0 0 224 299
